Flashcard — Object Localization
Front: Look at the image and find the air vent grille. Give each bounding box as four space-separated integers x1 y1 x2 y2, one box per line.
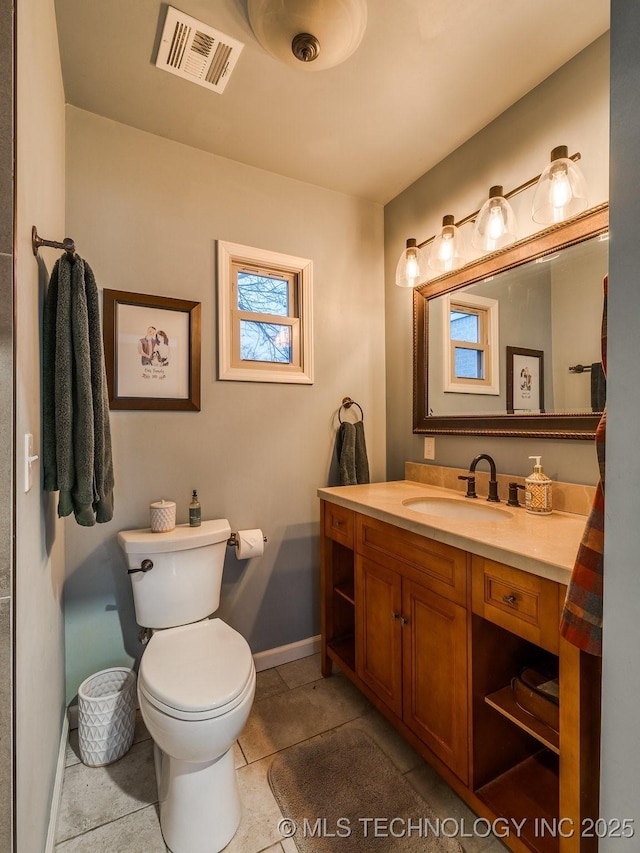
156 6 244 94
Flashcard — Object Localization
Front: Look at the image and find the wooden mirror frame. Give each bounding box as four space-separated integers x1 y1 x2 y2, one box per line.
413 203 608 439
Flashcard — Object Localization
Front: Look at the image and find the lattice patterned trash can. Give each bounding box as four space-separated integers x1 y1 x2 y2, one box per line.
78 667 137 767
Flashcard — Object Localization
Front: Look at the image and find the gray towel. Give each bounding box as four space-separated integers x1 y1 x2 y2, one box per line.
43 255 114 525
590 361 606 412
337 420 370 486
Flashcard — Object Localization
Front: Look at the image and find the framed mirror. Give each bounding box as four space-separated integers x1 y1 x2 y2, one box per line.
413 203 608 439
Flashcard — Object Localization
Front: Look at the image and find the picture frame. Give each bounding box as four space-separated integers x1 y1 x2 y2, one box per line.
102 289 201 411
507 346 544 414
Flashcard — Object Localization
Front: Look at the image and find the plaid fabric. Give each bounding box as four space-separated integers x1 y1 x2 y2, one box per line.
559 277 607 656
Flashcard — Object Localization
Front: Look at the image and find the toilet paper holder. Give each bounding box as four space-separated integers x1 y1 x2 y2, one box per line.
227 532 268 547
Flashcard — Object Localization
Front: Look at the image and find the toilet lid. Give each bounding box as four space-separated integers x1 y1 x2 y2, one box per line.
139 619 254 715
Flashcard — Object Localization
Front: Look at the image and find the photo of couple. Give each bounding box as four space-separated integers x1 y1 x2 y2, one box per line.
138 326 170 367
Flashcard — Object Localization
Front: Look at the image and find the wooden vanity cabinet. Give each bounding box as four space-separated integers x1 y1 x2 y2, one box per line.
355 515 469 783
471 556 601 853
355 556 403 715
320 500 600 853
320 501 357 674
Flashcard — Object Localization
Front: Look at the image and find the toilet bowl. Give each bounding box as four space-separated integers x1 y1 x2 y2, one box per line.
118 521 256 853
139 620 255 853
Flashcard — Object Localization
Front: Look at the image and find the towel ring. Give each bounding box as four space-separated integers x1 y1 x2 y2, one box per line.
338 397 364 423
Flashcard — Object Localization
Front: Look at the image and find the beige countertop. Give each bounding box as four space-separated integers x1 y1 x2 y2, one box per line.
318 480 588 585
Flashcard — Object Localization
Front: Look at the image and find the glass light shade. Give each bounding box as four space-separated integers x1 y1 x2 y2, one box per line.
532 146 588 224
428 216 466 273
471 186 518 252
395 238 428 288
247 0 367 71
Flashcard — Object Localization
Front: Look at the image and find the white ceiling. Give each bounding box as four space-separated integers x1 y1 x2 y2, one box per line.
54 0 610 205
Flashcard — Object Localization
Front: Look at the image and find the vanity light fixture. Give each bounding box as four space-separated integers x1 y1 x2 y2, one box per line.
532 145 588 224
471 186 517 253
395 238 429 288
247 0 367 71
428 215 467 273
395 147 585 287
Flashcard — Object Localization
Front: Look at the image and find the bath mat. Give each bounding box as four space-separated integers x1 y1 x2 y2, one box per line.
268 727 465 852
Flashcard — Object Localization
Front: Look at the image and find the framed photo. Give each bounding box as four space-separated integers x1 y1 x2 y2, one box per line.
102 290 201 411
507 346 544 414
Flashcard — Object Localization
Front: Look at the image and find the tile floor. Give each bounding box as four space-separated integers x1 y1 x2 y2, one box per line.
55 655 506 852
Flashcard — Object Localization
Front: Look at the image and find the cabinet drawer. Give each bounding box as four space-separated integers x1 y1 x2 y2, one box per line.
472 557 560 653
357 515 467 605
323 501 355 549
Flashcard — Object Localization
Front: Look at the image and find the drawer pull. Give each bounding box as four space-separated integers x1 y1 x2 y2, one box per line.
333 519 344 528
502 593 518 606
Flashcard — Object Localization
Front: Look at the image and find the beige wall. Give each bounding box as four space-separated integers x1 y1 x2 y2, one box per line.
63 107 385 701
15 0 67 849
384 34 609 485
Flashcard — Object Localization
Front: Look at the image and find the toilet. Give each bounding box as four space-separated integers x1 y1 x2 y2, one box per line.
118 519 256 853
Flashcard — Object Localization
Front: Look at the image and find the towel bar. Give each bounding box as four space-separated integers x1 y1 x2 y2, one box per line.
568 364 593 373
32 226 76 259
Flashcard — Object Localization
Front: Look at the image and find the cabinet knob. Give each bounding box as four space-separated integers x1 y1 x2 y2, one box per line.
400 616 409 625
391 611 400 620
502 593 517 606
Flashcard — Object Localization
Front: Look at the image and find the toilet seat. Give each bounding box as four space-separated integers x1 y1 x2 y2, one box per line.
138 618 255 722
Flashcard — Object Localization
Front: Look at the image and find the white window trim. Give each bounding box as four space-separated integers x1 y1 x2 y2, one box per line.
218 240 314 384
443 292 500 395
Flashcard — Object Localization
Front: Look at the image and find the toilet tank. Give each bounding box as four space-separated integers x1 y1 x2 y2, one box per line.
118 519 232 629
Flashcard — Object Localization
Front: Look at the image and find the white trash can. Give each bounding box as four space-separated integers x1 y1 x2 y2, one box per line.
78 667 137 767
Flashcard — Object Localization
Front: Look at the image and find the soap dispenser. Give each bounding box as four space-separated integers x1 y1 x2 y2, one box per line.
525 457 552 515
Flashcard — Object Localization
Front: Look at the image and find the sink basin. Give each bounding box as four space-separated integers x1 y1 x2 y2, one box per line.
403 497 513 522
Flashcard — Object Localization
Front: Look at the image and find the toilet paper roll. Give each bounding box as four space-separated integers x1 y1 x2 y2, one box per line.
150 500 176 533
235 528 265 559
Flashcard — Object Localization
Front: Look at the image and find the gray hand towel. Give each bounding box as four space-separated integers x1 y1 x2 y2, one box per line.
43 255 114 525
337 421 357 486
354 420 370 485
337 420 370 486
590 361 606 412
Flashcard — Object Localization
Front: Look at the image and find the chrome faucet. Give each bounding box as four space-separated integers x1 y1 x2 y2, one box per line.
460 454 501 502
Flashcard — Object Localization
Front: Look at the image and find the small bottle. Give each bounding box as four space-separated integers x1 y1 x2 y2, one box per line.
525 456 552 515
189 490 201 527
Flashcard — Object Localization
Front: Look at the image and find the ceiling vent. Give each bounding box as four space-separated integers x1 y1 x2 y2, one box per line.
155 6 244 94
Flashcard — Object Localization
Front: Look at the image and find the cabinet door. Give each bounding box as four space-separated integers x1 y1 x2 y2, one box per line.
356 556 403 717
403 578 469 783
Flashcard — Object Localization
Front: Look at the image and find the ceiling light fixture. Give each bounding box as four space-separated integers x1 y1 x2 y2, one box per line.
532 146 588 224
395 148 586 287
471 185 518 253
247 0 367 71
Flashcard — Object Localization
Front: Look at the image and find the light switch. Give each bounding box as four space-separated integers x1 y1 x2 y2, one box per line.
24 433 39 493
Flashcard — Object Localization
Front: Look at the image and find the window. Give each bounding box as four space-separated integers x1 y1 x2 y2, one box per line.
218 241 313 383
443 293 499 395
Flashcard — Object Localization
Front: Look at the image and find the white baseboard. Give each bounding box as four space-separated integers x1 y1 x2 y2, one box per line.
45 711 69 853
253 635 321 672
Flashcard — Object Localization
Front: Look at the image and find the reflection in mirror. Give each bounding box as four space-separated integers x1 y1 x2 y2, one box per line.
413 204 608 439
428 235 607 416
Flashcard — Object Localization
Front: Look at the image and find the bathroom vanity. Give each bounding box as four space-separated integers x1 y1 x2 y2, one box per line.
318 479 601 853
